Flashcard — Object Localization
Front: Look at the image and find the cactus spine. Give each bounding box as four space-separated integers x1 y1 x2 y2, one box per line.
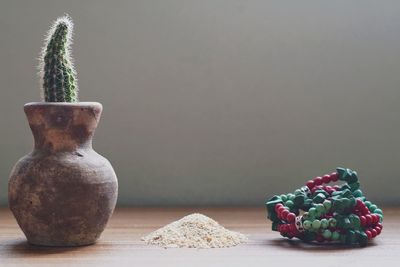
40 15 78 102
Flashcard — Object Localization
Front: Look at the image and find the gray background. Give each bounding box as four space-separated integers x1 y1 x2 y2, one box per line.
1 0 399 206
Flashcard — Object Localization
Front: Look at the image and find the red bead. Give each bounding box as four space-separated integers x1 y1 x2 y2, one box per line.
275 203 283 213
330 172 338 182
375 227 381 235
281 210 289 220
371 214 379 224
277 207 286 217
377 223 383 230
314 176 323 186
322 175 331 184
361 206 370 214
306 180 315 189
290 223 297 232
287 213 296 223
325 186 333 193
356 199 364 207
365 214 372 225
371 229 377 238
360 216 366 227
365 230 372 240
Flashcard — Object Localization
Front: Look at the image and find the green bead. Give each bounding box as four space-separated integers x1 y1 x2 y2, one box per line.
294 189 302 195
302 199 313 210
308 207 317 217
341 198 351 208
341 189 352 198
287 193 295 200
320 218 329 229
280 194 287 202
304 199 313 206
303 220 312 230
267 211 278 221
293 194 305 206
322 229 332 239
364 201 372 207
374 208 383 215
343 218 351 229
323 200 332 211
369 204 377 212
266 195 282 206
312 219 321 230
289 207 297 214
346 230 356 245
331 231 340 241
316 204 325 214
340 184 351 191
314 190 329 197
349 182 360 191
272 221 279 231
348 172 358 183
335 217 343 228
349 214 361 230
332 199 344 213
349 197 357 207
353 189 363 198
336 167 347 180
329 218 337 227
313 193 326 203
285 200 294 208
358 231 368 247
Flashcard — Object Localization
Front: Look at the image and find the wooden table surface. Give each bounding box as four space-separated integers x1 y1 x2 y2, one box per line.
1 207 399 266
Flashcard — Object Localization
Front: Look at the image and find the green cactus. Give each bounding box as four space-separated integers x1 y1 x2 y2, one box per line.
40 15 78 102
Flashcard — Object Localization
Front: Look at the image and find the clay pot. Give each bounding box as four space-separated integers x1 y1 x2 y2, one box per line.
8 102 118 246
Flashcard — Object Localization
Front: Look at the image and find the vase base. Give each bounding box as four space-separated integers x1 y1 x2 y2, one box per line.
27 239 97 247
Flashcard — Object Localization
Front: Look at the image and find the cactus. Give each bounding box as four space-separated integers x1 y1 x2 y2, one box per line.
39 15 78 102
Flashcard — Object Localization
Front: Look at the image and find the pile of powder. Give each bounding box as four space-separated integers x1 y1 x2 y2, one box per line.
141 213 247 248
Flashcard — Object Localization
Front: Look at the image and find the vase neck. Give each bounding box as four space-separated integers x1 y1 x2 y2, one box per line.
24 102 102 152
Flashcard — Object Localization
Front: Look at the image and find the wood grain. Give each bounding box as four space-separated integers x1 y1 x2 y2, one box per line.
1 207 398 266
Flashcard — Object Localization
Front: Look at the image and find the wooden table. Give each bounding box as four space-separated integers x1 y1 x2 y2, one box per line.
1 207 398 266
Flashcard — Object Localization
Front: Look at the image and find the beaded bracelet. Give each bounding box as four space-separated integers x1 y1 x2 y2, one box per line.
266 167 383 247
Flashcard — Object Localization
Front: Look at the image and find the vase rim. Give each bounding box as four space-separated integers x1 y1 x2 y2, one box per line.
24 102 102 108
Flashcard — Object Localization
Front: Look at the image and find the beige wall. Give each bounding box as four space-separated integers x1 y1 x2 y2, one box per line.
1 0 399 206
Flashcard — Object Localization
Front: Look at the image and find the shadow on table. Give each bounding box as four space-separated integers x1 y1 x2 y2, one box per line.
5 239 94 257
268 238 377 251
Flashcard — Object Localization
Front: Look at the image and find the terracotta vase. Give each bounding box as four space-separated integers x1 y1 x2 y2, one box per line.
8 102 118 246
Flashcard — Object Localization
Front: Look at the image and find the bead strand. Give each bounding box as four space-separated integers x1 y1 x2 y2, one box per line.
266 167 383 247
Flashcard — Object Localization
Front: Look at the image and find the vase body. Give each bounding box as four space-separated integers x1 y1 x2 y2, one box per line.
8 102 118 246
